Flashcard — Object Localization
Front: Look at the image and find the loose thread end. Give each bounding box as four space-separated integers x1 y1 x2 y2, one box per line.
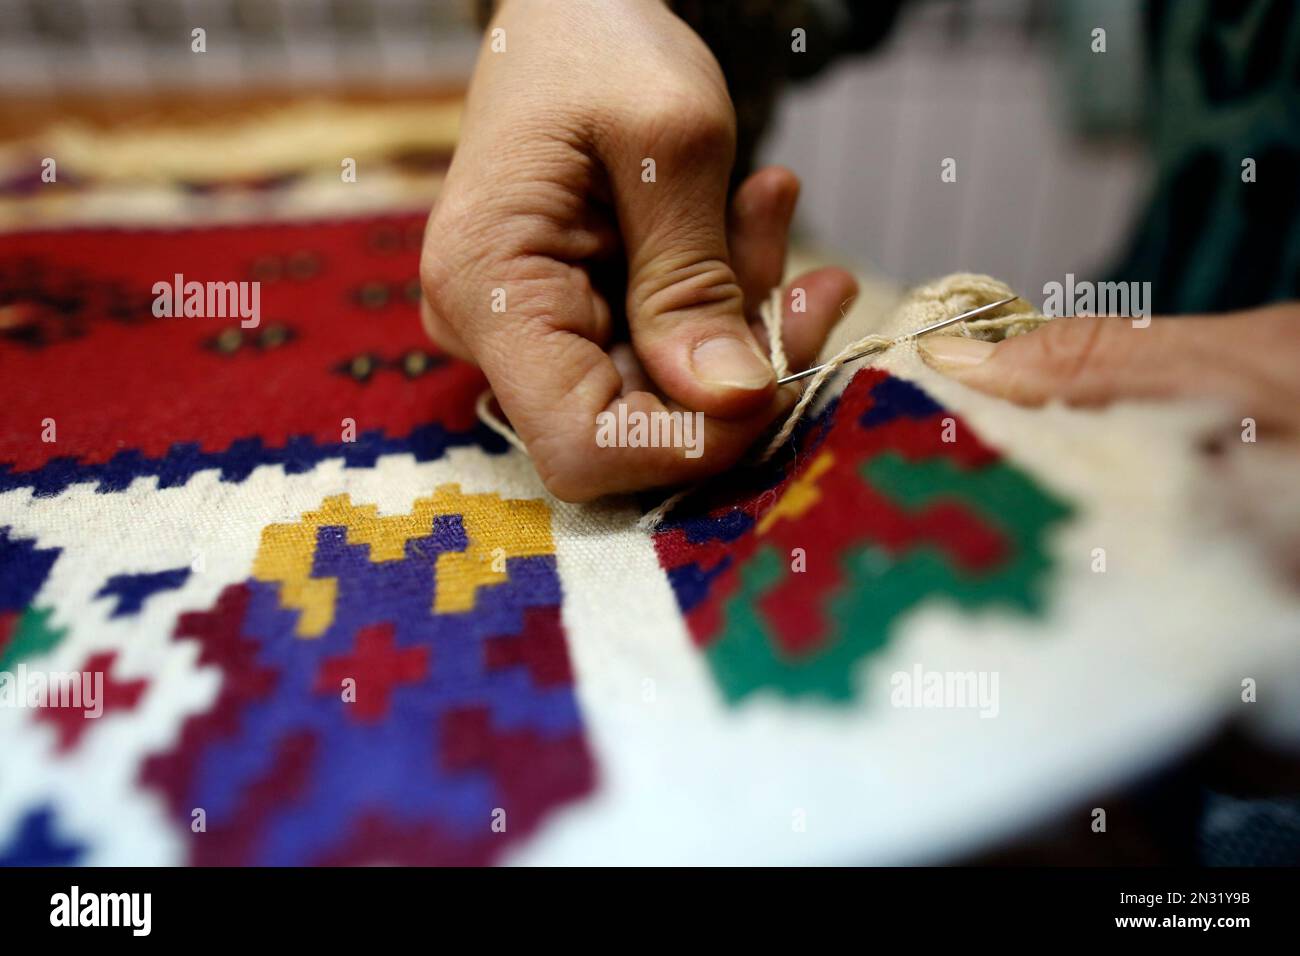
475 389 529 454
636 489 690 532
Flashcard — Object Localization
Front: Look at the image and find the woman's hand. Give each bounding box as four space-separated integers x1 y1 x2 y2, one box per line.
420 0 855 500
918 304 1300 441
920 303 1300 575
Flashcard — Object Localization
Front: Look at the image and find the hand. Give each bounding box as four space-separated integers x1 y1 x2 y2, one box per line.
917 304 1300 441
419 0 855 501
919 304 1300 575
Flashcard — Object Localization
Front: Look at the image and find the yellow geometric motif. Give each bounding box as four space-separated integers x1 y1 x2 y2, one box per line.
251 485 554 637
755 450 835 536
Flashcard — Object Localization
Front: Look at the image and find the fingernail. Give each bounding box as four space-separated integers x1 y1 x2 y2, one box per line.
691 336 774 390
918 335 996 371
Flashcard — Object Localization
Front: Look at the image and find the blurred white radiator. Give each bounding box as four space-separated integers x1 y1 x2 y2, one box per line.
0 0 480 90
763 0 1148 298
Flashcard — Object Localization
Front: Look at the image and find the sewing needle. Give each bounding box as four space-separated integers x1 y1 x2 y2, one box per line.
776 295 1020 386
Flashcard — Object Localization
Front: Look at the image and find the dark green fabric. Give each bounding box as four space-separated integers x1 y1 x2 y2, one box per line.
833 0 1300 313
1107 0 1300 312
672 0 904 182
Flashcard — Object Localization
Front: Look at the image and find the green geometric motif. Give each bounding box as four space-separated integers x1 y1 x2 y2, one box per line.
861 451 1073 612
705 451 1071 704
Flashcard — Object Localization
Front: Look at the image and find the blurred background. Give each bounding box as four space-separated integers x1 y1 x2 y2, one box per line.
0 0 480 91
0 0 1147 294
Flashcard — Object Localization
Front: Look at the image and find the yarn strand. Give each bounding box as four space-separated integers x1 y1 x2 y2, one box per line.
476 390 528 454
761 286 790 381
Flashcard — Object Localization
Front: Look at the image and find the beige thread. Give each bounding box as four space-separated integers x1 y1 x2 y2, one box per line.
475 390 528 454
761 287 790 381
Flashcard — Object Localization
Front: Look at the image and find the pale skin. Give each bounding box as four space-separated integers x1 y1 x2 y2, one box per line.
421 0 1300 503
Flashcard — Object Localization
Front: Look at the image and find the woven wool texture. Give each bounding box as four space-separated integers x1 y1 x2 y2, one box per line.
654 367 1071 703
2 213 1297 865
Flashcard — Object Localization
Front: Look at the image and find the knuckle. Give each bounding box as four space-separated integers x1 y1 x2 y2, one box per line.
420 215 525 330
630 88 734 159
418 239 459 321
531 446 598 503
631 257 743 325
1033 316 1113 380
674 104 735 156
418 297 472 361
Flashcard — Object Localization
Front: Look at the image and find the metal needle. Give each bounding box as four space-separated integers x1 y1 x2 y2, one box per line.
776 295 1020 386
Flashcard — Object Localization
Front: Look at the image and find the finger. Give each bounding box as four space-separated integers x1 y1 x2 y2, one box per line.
728 165 800 316
426 249 794 502
605 107 776 420
916 316 1245 407
499 348 795 502
564 387 797 499
609 342 654 396
750 267 859 375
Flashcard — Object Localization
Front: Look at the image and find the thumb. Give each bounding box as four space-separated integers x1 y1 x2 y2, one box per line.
917 315 1235 408
606 109 776 420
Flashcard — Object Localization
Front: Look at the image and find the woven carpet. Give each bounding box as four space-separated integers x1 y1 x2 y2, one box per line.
2 195 1295 864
